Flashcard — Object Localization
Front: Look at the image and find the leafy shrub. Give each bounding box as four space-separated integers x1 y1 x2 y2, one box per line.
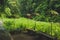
3 17 60 39
5 7 12 17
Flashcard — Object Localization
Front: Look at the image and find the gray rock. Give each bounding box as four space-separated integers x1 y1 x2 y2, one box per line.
0 20 5 30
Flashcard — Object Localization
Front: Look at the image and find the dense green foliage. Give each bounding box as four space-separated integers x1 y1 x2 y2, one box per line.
2 18 60 39
0 0 60 22
0 0 60 40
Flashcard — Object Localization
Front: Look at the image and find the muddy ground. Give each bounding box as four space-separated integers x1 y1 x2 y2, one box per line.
11 30 57 40
12 33 36 40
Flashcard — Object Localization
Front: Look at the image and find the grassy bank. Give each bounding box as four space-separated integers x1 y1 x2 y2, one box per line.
0 17 60 39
